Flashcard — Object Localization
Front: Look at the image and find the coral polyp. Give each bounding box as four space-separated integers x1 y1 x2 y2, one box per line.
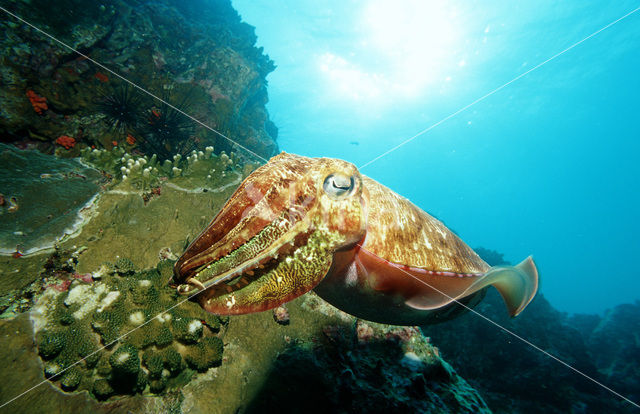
80 144 251 195
31 259 225 400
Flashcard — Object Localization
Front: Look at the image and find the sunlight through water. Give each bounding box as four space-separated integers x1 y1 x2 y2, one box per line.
318 0 463 104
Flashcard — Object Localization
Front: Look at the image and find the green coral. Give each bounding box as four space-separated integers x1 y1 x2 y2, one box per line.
61 368 81 391
131 279 159 305
35 258 225 400
92 378 113 401
59 311 75 326
78 341 101 369
156 259 176 282
162 348 183 375
135 370 148 393
36 330 65 359
201 312 221 332
154 324 174 347
92 308 125 345
184 337 224 372
96 356 112 376
44 361 64 379
125 309 158 349
173 317 204 344
127 326 156 349
109 343 140 377
37 315 100 382
109 343 145 393
143 351 164 379
114 257 136 275
84 351 101 369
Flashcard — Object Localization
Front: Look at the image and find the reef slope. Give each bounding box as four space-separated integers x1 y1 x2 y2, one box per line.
0 148 489 413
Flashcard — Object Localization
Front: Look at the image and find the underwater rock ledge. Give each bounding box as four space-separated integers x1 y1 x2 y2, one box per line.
0 142 255 261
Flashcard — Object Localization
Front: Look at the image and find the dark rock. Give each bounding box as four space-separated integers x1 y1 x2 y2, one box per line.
0 0 278 159
579 301 640 406
246 323 490 413
423 278 639 413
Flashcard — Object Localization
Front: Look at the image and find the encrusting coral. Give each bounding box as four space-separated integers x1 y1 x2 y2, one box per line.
31 257 225 400
0 143 103 257
80 143 252 194
55 135 76 149
26 89 48 115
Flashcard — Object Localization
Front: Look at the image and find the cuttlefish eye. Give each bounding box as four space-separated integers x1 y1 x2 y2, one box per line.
323 173 356 199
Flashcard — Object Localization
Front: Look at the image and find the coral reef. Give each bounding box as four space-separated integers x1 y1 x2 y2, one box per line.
0 137 254 261
1 146 636 412
572 301 640 407
247 320 490 413
31 257 224 400
79 143 251 193
0 0 278 158
0 239 493 412
0 284 494 413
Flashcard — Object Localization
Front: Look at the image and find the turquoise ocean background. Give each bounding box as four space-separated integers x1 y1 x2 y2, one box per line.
233 0 640 315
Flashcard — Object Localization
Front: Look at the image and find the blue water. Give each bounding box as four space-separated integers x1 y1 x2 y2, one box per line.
232 0 640 315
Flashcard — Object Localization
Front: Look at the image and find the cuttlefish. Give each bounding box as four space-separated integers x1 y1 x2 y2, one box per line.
172 152 538 325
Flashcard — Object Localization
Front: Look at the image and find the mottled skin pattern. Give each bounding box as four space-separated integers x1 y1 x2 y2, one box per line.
173 152 538 325
361 176 488 273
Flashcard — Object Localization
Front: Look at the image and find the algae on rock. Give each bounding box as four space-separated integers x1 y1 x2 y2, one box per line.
0 143 103 255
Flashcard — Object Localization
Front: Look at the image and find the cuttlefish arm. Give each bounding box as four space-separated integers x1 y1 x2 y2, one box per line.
172 152 367 314
172 152 538 325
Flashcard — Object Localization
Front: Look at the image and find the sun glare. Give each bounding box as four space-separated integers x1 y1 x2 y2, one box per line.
318 0 462 105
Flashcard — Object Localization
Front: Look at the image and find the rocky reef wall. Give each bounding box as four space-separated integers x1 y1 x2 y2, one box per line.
571 301 640 409
0 0 278 159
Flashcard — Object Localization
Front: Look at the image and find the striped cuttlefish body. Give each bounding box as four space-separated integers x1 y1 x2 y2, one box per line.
172 152 538 325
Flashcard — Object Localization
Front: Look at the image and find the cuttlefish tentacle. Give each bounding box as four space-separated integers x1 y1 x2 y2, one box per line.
172 152 538 325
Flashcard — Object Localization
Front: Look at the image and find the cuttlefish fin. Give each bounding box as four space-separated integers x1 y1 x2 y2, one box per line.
405 256 538 317
486 256 539 316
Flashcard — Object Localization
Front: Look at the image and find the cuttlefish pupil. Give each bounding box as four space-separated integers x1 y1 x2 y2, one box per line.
172 152 538 325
